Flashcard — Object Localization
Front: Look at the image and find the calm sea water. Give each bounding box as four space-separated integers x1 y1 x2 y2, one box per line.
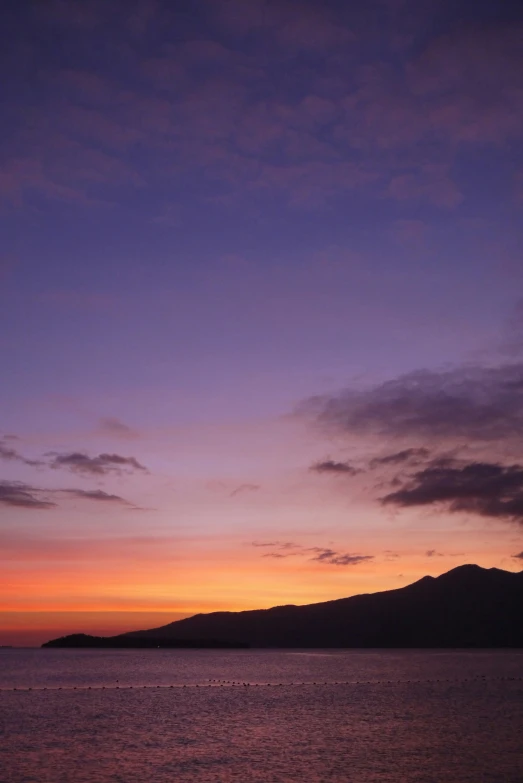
1 649 522 782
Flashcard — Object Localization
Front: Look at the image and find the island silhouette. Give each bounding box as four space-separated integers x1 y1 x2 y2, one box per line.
42 564 523 649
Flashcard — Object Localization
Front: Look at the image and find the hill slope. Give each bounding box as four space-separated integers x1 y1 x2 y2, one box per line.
121 564 523 648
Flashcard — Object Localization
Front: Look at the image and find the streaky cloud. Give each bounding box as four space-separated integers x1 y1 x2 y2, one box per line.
230 483 260 497
48 451 147 476
61 489 132 504
0 481 137 509
370 448 430 467
257 540 374 566
0 481 56 510
0 438 42 467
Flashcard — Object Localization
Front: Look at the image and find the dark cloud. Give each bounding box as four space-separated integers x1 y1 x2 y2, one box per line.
230 483 260 497
61 489 132 504
0 439 42 467
382 460 523 524
425 549 444 557
0 480 136 509
310 460 360 475
49 451 147 475
0 481 56 509
303 364 523 530
512 552 523 560
310 549 374 566
305 364 523 444
99 417 139 439
252 540 296 548
370 448 430 467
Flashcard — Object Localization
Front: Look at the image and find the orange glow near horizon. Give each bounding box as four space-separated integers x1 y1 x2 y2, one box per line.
2 530 520 645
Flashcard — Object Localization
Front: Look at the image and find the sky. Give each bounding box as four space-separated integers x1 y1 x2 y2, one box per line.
1 0 523 646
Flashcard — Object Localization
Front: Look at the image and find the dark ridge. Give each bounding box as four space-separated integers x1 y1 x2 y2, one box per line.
42 565 523 648
41 633 248 649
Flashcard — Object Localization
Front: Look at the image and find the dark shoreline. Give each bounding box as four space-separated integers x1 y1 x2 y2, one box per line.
41 633 248 649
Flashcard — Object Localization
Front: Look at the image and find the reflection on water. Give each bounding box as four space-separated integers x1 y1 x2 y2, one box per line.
1 649 522 782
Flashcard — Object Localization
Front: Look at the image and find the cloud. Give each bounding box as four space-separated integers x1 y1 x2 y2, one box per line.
425 549 444 557
0 481 137 509
305 363 523 445
253 540 298 551
382 459 523 524
0 438 42 467
512 552 523 560
230 483 261 497
370 448 430 467
303 363 523 531
408 22 523 145
384 550 400 559
309 549 374 566
212 0 353 51
0 482 56 510
48 451 147 475
255 540 373 566
6 1 521 216
388 165 463 208
310 460 360 475
98 418 140 439
61 489 132 504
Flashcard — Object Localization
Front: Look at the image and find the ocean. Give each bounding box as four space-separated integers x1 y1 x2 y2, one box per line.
1 649 522 782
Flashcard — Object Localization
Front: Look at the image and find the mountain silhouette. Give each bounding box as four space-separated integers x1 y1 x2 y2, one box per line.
43 565 523 648
42 634 247 649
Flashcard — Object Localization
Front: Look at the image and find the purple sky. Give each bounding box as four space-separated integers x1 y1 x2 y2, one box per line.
1 0 523 644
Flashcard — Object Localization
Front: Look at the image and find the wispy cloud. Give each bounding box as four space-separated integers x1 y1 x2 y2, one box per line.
230 483 260 497
60 489 133 505
48 451 147 476
0 438 42 467
98 418 140 440
255 540 374 567
370 448 430 467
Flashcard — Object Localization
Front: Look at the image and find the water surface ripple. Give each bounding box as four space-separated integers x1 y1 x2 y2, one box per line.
1 649 522 782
